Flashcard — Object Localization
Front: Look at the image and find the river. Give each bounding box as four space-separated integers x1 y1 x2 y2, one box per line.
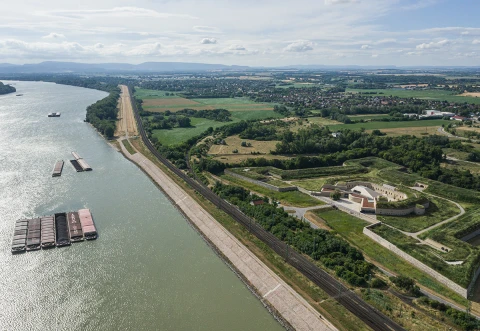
0 81 282 331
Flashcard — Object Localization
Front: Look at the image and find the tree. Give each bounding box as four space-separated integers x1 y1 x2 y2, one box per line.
177 117 191 128
330 190 342 201
104 126 114 138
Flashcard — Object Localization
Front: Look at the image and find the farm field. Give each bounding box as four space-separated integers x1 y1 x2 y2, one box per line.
136 88 283 145
347 88 480 105
327 119 451 131
366 126 442 137
314 209 468 305
208 135 279 155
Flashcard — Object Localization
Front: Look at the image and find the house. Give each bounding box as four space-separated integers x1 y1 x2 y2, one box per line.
250 199 265 206
332 132 342 138
452 116 467 121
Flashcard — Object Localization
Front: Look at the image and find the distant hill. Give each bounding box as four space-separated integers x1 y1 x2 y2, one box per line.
0 81 16 95
0 61 250 73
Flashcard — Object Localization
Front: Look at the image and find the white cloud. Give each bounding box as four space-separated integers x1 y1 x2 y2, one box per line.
361 44 371 49
42 32 65 39
473 40 480 45
416 39 449 49
201 38 217 44
372 54 378 58
40 7 197 20
126 42 162 56
284 40 314 52
229 44 246 51
193 26 221 33
325 0 357 4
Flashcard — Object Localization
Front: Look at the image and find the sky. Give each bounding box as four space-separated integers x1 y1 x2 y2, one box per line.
0 0 479 66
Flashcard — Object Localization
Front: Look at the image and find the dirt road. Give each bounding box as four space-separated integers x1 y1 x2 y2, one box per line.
115 85 138 137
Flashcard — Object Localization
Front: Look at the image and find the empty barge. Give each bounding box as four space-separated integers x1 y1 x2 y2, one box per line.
11 209 97 254
52 160 64 177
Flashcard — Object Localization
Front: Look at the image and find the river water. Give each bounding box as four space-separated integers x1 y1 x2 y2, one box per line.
0 81 282 331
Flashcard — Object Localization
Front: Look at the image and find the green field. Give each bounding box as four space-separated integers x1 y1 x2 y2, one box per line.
314 209 468 305
222 174 323 207
347 88 480 105
122 139 136 155
328 119 451 131
136 88 283 146
134 88 182 99
377 197 460 233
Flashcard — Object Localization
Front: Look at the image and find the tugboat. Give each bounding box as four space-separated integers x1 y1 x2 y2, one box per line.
47 112 61 117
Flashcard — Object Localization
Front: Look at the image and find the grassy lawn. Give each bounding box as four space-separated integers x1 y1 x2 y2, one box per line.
291 178 329 191
122 139 136 155
441 159 480 174
347 88 480 105
327 119 451 131
377 197 460 233
222 174 323 207
314 209 469 306
209 135 279 155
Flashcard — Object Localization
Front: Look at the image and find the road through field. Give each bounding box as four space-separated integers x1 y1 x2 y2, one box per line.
116 85 138 137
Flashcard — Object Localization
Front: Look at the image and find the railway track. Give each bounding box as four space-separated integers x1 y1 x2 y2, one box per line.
127 86 405 331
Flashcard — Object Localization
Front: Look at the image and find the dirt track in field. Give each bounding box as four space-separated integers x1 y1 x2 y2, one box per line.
115 85 138 137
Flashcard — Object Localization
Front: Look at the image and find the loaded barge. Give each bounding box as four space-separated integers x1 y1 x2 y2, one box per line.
52 160 64 177
10 209 97 254
70 152 92 172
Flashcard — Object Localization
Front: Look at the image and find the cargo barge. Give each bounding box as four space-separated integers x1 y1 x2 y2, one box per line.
26 218 41 251
71 152 92 171
48 112 61 117
11 219 28 254
78 209 97 240
52 160 64 177
11 209 97 254
67 212 84 242
70 159 83 172
55 213 71 247
40 216 55 248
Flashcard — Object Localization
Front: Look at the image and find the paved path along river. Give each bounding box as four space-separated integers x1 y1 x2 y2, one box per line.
0 81 282 330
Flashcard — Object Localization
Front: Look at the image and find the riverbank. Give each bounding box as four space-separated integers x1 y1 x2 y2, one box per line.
118 137 337 331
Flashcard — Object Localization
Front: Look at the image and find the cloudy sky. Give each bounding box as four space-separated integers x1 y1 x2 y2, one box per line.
0 0 479 66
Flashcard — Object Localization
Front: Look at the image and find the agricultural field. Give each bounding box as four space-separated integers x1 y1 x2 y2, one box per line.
347 88 480 105
208 135 279 155
327 119 451 131
367 126 442 137
136 88 284 145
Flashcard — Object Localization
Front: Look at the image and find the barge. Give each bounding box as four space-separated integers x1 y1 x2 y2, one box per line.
55 212 71 247
52 160 64 177
70 159 83 172
11 219 28 254
71 152 92 171
11 209 97 254
26 218 41 251
67 212 84 242
40 216 55 248
78 209 97 240
48 112 61 117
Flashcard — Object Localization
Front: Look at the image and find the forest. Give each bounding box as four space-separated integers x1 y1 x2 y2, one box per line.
0 82 16 95
85 86 120 138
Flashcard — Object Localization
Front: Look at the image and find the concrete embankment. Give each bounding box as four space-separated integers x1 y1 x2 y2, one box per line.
118 140 337 331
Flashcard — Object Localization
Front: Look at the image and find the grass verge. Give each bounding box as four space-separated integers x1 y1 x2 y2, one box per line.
122 139 136 155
